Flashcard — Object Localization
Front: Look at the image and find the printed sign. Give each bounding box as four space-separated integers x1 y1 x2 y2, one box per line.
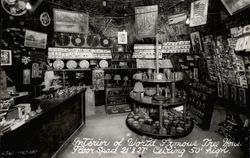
135 5 158 37
190 0 209 27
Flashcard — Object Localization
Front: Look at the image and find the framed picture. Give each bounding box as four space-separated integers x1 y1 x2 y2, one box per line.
220 0 250 15
230 85 237 104
1 50 12 66
53 8 89 34
223 84 229 99
23 69 31 85
190 32 203 52
238 88 247 108
118 31 128 44
190 0 209 27
24 30 47 49
217 82 223 98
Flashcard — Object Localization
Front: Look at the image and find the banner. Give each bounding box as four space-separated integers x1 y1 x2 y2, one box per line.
168 13 187 25
135 5 158 38
190 0 209 27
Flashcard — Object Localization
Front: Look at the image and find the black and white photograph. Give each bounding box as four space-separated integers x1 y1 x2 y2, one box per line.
0 50 12 66
0 0 250 158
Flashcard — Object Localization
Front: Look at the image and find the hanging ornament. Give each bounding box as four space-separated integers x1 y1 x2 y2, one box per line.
21 56 31 65
40 12 51 27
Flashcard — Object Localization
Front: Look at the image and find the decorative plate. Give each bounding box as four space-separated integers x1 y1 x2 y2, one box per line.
100 37 111 47
71 34 85 46
99 60 108 68
55 33 70 46
1 0 27 16
53 60 64 69
87 35 99 47
66 60 77 69
79 60 89 69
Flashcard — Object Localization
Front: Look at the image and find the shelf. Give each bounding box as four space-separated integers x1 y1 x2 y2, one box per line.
48 58 112 60
53 69 91 71
129 95 186 108
133 78 183 83
126 117 194 139
111 59 135 62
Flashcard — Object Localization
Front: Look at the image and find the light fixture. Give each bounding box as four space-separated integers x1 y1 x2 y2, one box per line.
102 0 106 7
185 17 190 25
26 2 32 10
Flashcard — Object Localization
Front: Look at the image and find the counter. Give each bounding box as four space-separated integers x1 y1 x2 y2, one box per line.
0 89 85 158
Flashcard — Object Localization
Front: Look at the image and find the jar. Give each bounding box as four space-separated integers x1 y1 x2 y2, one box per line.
162 128 167 135
170 126 176 135
133 121 139 127
176 126 184 134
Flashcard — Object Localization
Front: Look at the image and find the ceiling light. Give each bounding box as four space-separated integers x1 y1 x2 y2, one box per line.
185 17 190 25
26 2 32 10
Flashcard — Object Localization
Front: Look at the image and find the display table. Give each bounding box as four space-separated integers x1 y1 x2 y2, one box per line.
0 89 85 158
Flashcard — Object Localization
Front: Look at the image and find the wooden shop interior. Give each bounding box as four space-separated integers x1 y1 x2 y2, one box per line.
0 0 250 158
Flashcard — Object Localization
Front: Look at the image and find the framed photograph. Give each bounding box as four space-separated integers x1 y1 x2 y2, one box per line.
190 0 209 27
118 31 128 44
53 8 89 34
190 31 203 52
24 30 47 49
220 0 250 15
1 50 12 66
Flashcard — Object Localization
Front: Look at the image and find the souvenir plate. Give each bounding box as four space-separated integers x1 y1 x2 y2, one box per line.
55 33 70 46
99 60 108 68
53 60 64 69
72 34 85 46
100 37 111 47
66 60 77 69
79 60 89 69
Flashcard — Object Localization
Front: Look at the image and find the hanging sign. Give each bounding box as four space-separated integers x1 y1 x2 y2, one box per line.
53 8 89 34
190 0 209 27
118 31 127 44
135 5 158 38
168 13 187 25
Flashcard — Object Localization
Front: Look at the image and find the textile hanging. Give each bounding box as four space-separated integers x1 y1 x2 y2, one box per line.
135 5 158 38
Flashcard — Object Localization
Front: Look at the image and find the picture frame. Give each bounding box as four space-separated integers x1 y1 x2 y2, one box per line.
217 82 223 98
53 8 89 34
223 84 229 99
220 0 250 15
238 88 247 108
24 29 47 49
118 31 128 44
190 0 209 27
190 32 203 52
1 50 12 66
23 69 31 85
230 85 237 104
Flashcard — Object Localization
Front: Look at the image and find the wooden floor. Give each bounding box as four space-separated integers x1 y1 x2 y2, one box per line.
57 105 244 158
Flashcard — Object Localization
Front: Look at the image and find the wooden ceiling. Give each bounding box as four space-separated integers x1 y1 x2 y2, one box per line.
30 0 187 17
